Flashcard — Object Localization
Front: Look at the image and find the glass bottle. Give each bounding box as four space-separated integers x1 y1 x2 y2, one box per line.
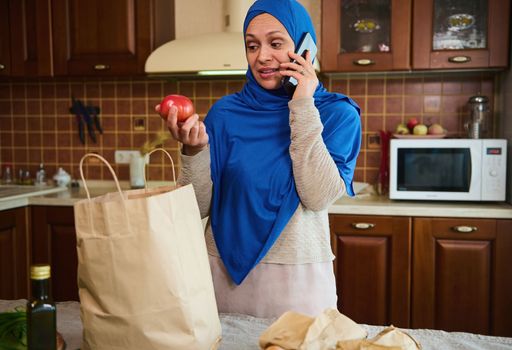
18 169 24 185
35 164 47 186
2 165 13 184
27 264 57 350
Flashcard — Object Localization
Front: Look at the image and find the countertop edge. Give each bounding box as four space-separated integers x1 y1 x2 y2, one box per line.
1 187 511 219
0 197 29 211
328 204 512 219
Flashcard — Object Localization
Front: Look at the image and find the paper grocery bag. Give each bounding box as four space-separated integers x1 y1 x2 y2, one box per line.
74 150 221 350
259 311 315 349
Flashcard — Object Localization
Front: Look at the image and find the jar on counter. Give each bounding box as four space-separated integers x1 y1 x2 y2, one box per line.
53 168 71 187
2 164 13 184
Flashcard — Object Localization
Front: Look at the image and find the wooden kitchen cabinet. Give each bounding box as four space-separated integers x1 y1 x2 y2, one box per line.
412 0 510 69
0 0 53 77
321 0 510 72
31 206 79 301
321 0 412 72
0 207 29 299
412 218 512 336
51 0 174 76
1 0 173 77
330 214 411 327
0 0 11 76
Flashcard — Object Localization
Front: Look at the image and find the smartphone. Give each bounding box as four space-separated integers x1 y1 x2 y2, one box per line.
282 32 318 96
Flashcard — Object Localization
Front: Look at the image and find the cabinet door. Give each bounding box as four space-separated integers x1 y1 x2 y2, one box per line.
330 215 411 327
0 207 29 299
8 0 54 76
0 0 10 76
321 0 411 72
413 0 511 69
494 220 512 337
412 218 512 336
52 0 154 76
31 206 78 301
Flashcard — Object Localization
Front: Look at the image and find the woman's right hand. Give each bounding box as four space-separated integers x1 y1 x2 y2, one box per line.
155 103 209 156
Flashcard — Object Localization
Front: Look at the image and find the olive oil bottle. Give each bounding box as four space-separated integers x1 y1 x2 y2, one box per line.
27 264 57 350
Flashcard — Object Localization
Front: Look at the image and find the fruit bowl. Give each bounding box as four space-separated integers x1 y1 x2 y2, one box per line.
393 133 447 139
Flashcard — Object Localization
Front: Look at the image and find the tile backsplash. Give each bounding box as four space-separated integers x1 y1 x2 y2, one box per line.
0 72 496 187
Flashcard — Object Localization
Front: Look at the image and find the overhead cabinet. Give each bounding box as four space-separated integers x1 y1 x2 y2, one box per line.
52 0 173 76
412 0 510 69
0 0 11 76
0 0 174 77
0 0 53 77
321 0 412 72
320 0 510 72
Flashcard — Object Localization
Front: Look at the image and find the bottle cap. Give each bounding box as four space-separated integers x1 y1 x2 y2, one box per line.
30 264 51 280
468 95 489 104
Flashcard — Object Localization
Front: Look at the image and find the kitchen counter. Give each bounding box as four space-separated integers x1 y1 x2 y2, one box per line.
0 185 67 211
2 299 511 350
330 194 512 219
1 182 512 219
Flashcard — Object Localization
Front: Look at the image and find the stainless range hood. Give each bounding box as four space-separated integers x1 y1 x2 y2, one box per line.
145 0 253 76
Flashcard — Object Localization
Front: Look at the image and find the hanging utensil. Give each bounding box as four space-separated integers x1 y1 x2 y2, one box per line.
70 97 85 144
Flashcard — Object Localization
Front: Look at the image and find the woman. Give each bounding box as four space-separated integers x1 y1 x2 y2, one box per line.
157 0 361 318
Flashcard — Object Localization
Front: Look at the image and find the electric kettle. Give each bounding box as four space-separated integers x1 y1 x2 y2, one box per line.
465 95 489 139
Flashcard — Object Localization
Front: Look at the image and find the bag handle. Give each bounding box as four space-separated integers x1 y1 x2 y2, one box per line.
142 148 176 189
79 153 124 201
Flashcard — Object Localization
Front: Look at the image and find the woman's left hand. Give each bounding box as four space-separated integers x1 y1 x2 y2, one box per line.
280 50 319 100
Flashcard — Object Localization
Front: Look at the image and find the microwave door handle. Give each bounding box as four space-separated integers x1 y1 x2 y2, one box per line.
451 225 478 233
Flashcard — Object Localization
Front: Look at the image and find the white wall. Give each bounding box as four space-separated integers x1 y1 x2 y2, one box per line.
174 0 224 38
174 0 321 41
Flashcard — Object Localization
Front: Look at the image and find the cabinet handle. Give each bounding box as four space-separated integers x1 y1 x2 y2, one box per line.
448 56 471 64
93 64 111 71
451 225 478 233
351 222 375 230
353 58 374 66
0 63 5 70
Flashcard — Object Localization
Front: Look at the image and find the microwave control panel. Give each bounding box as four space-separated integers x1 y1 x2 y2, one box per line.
481 139 507 201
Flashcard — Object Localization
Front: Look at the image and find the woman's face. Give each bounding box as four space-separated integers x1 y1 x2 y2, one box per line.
245 14 295 90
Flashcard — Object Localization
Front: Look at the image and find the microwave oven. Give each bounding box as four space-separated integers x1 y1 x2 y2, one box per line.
389 139 507 201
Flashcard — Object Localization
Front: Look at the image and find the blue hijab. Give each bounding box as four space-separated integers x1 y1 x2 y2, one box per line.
204 0 361 284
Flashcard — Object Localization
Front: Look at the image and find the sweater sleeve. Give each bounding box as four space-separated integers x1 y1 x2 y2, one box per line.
176 146 212 219
288 97 346 211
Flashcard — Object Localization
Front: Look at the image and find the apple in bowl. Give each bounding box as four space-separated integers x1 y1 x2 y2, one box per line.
413 124 428 135
428 123 445 135
395 123 410 135
406 117 420 133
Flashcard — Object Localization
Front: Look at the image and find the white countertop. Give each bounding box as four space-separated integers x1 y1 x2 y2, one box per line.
1 182 512 219
330 194 512 219
0 185 67 211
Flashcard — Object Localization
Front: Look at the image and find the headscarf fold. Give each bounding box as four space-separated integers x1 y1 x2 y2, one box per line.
204 0 361 284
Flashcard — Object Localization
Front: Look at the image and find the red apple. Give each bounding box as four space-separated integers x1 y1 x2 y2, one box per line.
406 118 419 132
159 94 195 122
